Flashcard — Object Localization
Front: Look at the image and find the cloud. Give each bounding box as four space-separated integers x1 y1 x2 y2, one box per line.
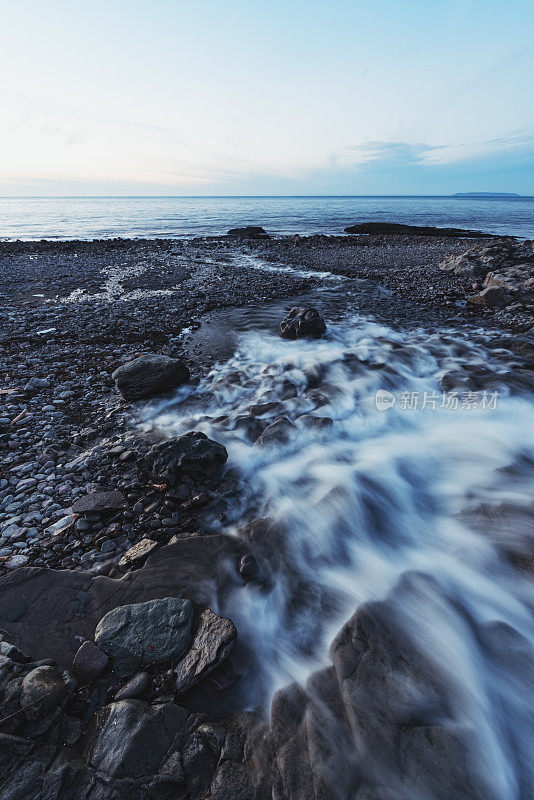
344 141 444 167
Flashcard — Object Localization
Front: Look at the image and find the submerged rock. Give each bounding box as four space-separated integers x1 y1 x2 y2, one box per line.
280 306 326 340
142 431 228 485
344 222 488 237
254 416 295 447
112 353 190 401
94 597 194 676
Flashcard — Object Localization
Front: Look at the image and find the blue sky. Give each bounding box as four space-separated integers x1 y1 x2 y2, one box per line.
1 0 533 195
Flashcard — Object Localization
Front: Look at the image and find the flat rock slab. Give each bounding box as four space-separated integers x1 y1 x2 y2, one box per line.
112 354 190 402
72 490 126 514
95 597 194 677
174 607 237 694
344 222 489 237
0 534 247 670
118 538 159 568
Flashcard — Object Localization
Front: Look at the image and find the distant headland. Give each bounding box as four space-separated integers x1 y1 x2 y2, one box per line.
454 192 521 197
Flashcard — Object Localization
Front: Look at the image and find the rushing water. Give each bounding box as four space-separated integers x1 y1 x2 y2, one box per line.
1 195 534 240
136 256 534 798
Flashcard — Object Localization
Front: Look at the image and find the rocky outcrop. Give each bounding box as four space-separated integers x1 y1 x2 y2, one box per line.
345 222 489 237
141 431 228 486
94 597 194 676
112 354 190 401
279 307 326 340
440 238 534 280
227 226 269 238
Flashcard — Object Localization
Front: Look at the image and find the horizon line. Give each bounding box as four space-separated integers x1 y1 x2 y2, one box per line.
0 193 530 199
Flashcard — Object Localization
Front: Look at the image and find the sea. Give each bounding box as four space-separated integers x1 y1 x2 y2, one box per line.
1 195 533 240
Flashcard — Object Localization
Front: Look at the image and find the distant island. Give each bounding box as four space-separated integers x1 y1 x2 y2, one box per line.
454 192 520 197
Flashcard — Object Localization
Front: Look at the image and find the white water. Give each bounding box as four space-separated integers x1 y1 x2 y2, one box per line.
140 279 534 797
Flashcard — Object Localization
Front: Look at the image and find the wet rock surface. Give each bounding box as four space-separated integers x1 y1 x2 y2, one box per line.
112 353 190 401
279 305 327 339
0 233 533 798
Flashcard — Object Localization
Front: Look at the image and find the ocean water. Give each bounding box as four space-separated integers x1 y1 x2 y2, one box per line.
0 195 533 240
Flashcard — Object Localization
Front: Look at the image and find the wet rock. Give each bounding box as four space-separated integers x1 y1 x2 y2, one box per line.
467 285 507 307
298 414 334 430
440 238 534 280
142 431 228 485
254 416 295 447
20 665 71 720
174 607 237 695
85 698 188 779
118 537 159 568
72 490 125 514
73 641 109 683
345 222 488 237
114 671 150 700
112 354 190 401
4 554 29 569
94 597 194 677
227 226 269 238
280 306 326 340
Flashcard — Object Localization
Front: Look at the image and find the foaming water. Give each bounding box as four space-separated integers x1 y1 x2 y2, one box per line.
140 309 534 797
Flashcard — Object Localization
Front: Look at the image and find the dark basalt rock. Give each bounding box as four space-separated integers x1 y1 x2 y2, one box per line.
72 641 109 684
344 222 489 237
72 490 126 514
94 597 194 677
254 416 295 447
227 226 269 239
174 607 237 695
142 431 228 485
112 353 190 401
279 307 326 340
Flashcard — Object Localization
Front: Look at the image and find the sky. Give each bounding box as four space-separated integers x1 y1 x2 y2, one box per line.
1 0 533 196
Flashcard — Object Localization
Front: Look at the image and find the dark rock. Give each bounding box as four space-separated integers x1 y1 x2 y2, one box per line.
142 431 228 485
85 698 187 779
280 307 326 340
467 286 507 307
72 490 126 514
112 354 190 401
254 416 295 447
345 222 489 237
73 641 109 683
298 414 334 430
95 597 194 676
118 537 159 568
114 671 150 700
174 607 237 694
239 553 258 582
227 226 269 239
20 665 71 720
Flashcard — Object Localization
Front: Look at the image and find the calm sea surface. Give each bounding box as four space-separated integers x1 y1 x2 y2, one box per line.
1 196 533 240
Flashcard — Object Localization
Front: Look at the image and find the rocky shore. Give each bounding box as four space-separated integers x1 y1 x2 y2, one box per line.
0 230 533 799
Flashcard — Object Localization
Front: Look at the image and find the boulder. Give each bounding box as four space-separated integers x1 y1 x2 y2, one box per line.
142 431 228 485
73 641 109 683
174 607 237 694
227 226 269 238
114 671 150 701
280 307 326 340
112 354 190 402
20 665 71 720
440 239 534 280
467 286 507 308
94 597 194 676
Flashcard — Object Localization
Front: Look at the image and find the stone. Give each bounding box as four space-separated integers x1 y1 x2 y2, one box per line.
73 641 109 683
20 665 70 720
5 554 29 569
142 431 228 486
114 671 150 700
254 416 295 447
85 699 187 779
467 286 507 307
227 226 269 238
118 538 159 568
95 597 194 676
174 607 237 694
72 490 125 514
280 307 326 340
344 222 488 237
112 354 190 402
